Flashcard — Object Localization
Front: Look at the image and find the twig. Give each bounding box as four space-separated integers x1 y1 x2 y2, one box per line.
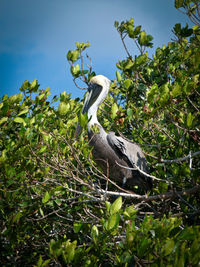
115 161 167 182
96 184 200 202
160 151 200 163
120 33 132 58
73 77 87 90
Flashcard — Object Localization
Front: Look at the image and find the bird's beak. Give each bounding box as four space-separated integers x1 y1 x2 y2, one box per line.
75 84 102 138
75 89 93 138
82 89 94 115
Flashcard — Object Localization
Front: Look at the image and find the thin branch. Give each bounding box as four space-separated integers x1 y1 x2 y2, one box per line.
120 33 132 58
97 184 200 202
160 151 200 163
187 96 199 112
73 77 87 90
115 161 167 182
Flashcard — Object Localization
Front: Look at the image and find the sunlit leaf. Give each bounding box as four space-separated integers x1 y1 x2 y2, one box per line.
0 117 8 125
116 70 122 83
106 213 120 231
58 102 70 116
18 107 29 116
111 103 119 119
186 112 194 128
124 79 132 89
14 117 26 126
110 197 122 215
172 83 181 97
42 191 50 204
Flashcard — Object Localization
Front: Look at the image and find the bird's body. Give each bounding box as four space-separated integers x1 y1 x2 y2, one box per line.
79 75 152 191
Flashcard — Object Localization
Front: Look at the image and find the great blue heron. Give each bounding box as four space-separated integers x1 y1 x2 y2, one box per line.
77 75 152 192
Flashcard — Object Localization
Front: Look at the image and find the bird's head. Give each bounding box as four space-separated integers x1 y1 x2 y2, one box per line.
82 75 111 115
75 75 111 137
89 75 111 90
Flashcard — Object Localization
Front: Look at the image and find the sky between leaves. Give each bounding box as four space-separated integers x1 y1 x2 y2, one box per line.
0 0 191 100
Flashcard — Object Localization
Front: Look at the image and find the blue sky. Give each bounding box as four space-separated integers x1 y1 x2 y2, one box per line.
0 0 190 100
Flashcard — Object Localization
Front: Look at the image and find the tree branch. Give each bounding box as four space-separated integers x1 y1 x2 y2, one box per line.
97 184 200 202
160 151 200 163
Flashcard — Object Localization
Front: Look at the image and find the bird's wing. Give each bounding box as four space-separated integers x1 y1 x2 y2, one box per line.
107 132 147 171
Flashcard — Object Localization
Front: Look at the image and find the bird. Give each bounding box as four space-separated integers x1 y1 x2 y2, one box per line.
77 74 152 192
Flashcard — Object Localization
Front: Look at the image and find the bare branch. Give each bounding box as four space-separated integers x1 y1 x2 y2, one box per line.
160 151 200 163
73 77 87 90
115 161 167 182
120 33 132 59
97 184 200 202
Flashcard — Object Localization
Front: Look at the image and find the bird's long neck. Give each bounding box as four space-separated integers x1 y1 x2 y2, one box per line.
87 104 100 130
87 105 107 139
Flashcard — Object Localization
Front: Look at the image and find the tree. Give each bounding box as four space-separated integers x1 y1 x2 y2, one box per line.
0 0 200 266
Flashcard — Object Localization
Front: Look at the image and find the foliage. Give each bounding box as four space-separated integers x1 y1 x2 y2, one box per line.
0 1 200 266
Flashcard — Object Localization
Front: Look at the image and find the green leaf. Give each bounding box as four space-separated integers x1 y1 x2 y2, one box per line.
79 112 88 128
20 80 30 91
114 21 119 28
71 50 79 62
127 25 134 37
124 79 132 89
138 31 147 45
0 150 7 162
186 112 194 128
91 225 99 243
75 42 90 51
116 70 122 83
37 255 43 267
67 49 79 62
17 92 23 102
110 197 122 215
174 23 181 35
124 205 137 218
111 103 119 119
134 25 141 36
106 213 120 231
71 64 80 77
39 145 47 154
18 107 29 116
192 25 199 32
30 117 35 125
127 108 133 120
9 93 23 104
38 93 45 101
42 191 50 204
128 18 134 25
105 201 111 212
62 240 77 263
172 83 181 97
159 83 169 105
39 208 44 217
0 117 8 125
136 54 147 65
175 0 184 9
147 83 158 102
163 239 175 256
30 79 39 92
58 102 70 116
124 59 134 70
73 223 82 233
14 117 26 126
